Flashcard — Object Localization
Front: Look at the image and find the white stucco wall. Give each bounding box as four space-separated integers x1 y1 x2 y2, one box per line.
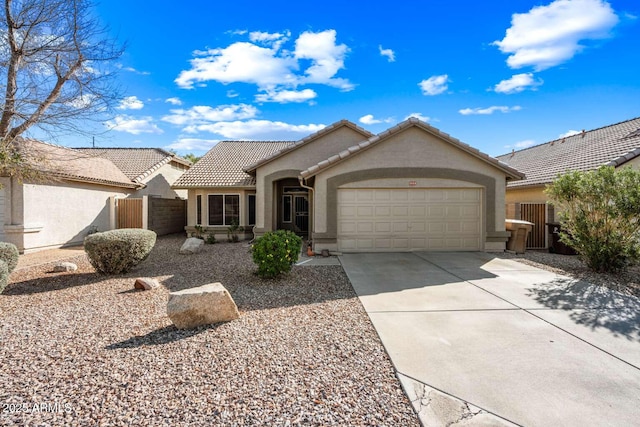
12 181 131 252
136 162 188 199
254 126 370 230
312 126 508 238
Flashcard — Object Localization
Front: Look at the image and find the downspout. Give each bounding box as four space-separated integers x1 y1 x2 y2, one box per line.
298 176 314 248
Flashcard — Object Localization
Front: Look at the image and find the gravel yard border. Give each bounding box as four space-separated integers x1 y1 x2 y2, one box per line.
495 250 640 298
0 235 419 426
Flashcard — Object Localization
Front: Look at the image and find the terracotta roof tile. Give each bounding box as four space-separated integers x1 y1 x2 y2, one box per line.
172 141 294 188
496 117 640 188
16 139 139 188
76 148 190 182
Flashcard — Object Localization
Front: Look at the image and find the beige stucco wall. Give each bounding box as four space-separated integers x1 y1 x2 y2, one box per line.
1 179 131 253
254 126 370 231
136 161 188 199
505 185 547 204
310 126 509 251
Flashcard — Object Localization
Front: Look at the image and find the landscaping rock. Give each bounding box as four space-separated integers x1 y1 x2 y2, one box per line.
167 282 239 329
180 237 204 254
134 277 160 290
53 262 78 272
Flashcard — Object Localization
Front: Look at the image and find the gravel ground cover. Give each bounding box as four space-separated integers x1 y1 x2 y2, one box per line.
0 235 419 426
495 250 640 298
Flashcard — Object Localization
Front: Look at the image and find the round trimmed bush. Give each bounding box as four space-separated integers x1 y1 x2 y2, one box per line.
0 242 19 274
84 228 157 274
0 260 8 294
251 230 302 278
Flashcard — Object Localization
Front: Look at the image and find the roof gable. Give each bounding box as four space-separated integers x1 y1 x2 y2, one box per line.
300 118 524 180
77 148 191 182
172 141 294 188
496 117 640 188
15 139 139 189
244 120 373 173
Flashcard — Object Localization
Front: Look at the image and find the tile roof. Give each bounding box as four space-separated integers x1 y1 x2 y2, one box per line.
496 117 640 188
244 119 374 173
76 148 191 182
172 141 294 188
299 118 525 180
16 139 140 188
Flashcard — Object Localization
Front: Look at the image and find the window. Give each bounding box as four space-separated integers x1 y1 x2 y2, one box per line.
196 195 202 225
282 195 292 223
208 194 240 226
247 194 256 226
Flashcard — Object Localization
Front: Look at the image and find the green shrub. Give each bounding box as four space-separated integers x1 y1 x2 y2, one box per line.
0 242 19 273
84 228 157 274
206 233 217 244
545 166 640 273
0 260 8 294
251 230 302 278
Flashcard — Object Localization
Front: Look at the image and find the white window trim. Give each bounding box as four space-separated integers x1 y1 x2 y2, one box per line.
207 193 241 226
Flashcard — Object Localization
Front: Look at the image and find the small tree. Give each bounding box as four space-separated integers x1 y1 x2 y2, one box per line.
545 166 640 273
0 0 124 181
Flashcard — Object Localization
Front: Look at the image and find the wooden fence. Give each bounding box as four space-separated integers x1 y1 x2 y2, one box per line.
114 196 186 235
116 198 143 228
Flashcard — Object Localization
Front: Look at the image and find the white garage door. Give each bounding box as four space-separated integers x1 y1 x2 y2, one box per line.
337 188 482 252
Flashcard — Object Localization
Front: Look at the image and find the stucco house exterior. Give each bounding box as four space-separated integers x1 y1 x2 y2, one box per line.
496 116 640 249
174 118 524 252
76 148 191 199
0 140 141 253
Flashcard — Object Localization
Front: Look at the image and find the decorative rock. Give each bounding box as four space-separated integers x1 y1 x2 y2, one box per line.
180 237 204 254
167 282 239 329
134 277 160 290
53 262 77 272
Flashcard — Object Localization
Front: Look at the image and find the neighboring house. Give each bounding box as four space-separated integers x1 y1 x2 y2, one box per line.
76 148 191 199
173 118 524 252
0 139 141 253
496 116 640 249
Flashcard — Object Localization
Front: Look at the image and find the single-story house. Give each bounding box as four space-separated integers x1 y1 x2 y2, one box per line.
496 116 640 249
1 139 141 253
173 118 524 252
76 148 191 199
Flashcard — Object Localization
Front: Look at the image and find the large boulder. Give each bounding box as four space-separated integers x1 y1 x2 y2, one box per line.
180 237 204 254
167 283 239 329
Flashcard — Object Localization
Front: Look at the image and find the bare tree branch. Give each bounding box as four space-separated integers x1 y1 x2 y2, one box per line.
0 0 124 181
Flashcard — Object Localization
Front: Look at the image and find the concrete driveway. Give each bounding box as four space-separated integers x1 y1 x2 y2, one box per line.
340 252 640 426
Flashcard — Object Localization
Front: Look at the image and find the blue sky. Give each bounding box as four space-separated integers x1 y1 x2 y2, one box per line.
72 0 640 157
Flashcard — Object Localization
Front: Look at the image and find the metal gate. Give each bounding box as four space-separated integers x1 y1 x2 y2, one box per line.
520 203 546 249
117 198 143 228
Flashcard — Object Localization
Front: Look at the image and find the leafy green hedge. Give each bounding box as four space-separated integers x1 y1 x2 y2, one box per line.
84 229 157 274
0 242 19 274
0 260 8 294
251 230 302 278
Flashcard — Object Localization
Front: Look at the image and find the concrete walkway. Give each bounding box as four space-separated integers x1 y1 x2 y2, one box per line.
340 252 640 426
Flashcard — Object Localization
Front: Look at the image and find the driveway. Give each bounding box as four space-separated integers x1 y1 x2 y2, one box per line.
340 252 640 426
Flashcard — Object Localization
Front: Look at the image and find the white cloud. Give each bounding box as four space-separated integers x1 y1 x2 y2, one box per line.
493 0 619 70
459 105 522 115
419 75 450 95
161 104 258 126
404 113 431 122
106 115 163 134
185 119 325 139
359 114 394 125
165 97 182 106
379 45 395 62
119 65 151 75
255 89 317 103
505 139 537 150
559 129 581 138
66 94 96 109
493 73 543 94
166 138 220 152
117 96 144 110
175 29 353 95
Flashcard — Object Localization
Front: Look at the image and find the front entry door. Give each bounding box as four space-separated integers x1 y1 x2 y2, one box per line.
294 195 309 234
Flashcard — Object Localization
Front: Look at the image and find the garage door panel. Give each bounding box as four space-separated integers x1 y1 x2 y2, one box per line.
337 188 482 252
